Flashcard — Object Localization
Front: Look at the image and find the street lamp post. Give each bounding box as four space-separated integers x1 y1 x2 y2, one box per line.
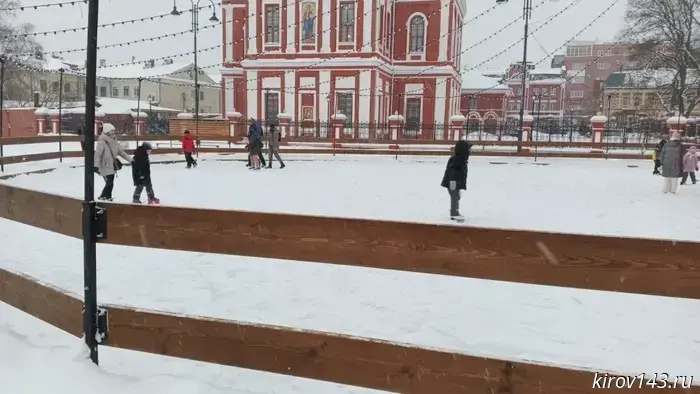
497 0 534 153
58 68 65 162
147 94 155 134
326 94 331 138
170 0 218 140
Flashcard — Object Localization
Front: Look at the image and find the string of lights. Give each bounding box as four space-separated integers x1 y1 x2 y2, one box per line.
91 0 533 91
9 0 622 103
2 2 219 40
93 1 499 70
2 0 86 11
464 0 624 100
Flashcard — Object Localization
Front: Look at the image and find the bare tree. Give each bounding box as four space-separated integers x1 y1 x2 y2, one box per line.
623 0 700 116
0 0 44 106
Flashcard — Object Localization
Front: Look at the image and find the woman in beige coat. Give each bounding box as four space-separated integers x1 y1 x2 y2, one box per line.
93 123 132 201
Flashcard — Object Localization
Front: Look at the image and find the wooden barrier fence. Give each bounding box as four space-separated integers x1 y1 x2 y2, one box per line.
0 135 654 168
1 177 699 392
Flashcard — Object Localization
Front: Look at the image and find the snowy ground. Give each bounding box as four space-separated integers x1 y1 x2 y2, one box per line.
2 156 700 391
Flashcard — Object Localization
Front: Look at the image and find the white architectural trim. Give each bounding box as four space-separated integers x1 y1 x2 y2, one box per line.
405 83 423 95
362 0 372 52
225 78 234 113
246 70 258 118
320 0 330 52
224 5 234 60
248 0 257 55
335 75 355 89
483 111 499 120
262 77 281 89
219 67 244 75
438 0 449 61
238 58 460 78
286 1 296 53
359 71 371 122
405 12 428 61
434 77 446 125
319 71 331 121
467 111 481 120
284 71 296 116
336 0 358 46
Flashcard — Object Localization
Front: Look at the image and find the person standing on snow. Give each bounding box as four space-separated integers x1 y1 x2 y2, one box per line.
652 139 666 175
660 131 683 194
181 130 198 169
266 122 285 169
246 118 266 168
681 145 698 185
93 123 132 201
131 142 160 204
440 140 471 222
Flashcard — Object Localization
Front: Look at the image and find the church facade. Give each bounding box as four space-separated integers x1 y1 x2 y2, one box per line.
220 0 465 136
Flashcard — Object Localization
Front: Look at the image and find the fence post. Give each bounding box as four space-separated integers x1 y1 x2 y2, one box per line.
35 108 47 135
449 114 466 141
49 109 59 134
330 113 346 154
521 112 534 153
387 112 404 141
227 111 243 148
590 112 608 153
667 111 687 138
94 111 104 136
276 112 292 139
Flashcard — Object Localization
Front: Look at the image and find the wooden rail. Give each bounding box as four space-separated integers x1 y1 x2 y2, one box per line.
2 149 698 392
1 267 696 394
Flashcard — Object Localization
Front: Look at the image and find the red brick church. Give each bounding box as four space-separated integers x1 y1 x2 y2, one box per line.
220 0 465 136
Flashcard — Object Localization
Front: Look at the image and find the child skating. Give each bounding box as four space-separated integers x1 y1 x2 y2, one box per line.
681 145 698 185
182 130 198 169
440 140 471 222
132 142 160 205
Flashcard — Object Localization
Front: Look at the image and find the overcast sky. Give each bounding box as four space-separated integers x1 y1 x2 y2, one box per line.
15 0 627 78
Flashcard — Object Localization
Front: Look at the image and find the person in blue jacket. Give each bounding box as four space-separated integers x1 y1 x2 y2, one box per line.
440 140 471 222
246 118 266 168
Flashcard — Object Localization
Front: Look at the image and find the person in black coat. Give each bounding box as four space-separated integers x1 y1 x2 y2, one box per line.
653 139 666 175
131 142 160 204
440 140 471 221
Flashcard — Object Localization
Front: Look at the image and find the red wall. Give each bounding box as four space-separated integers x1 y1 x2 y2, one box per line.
1 109 39 137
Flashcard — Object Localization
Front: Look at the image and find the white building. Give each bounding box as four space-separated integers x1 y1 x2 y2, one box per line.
96 60 221 114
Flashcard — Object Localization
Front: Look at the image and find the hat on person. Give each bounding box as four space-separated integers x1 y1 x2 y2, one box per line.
671 131 681 141
141 142 152 150
102 122 116 137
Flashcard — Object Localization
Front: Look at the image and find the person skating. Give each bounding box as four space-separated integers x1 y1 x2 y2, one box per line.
440 140 471 222
131 142 160 204
681 145 698 185
182 130 198 169
246 118 266 168
266 123 285 169
660 132 683 194
93 123 132 201
652 139 666 175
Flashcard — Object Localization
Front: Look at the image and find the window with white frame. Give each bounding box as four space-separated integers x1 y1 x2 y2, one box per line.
336 92 353 124
408 15 425 53
339 3 354 43
405 97 421 131
570 90 584 98
265 5 280 44
112 87 119 97
597 62 610 70
265 92 279 124
572 63 585 70
566 45 592 57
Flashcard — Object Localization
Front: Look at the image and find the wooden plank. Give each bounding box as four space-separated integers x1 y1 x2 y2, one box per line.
0 268 83 337
104 305 698 394
0 151 83 165
0 135 82 145
102 204 700 299
0 184 82 238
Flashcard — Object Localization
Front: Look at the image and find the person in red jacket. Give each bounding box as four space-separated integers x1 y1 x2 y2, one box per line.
181 130 198 168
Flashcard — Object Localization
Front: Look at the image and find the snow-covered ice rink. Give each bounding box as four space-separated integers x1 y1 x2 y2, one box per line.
2 154 700 391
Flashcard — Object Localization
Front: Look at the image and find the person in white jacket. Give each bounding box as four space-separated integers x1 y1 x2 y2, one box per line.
93 123 132 201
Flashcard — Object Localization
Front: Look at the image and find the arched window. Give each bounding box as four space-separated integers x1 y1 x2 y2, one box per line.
409 16 425 53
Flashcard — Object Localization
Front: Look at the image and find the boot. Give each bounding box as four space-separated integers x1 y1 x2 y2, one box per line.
148 198 160 205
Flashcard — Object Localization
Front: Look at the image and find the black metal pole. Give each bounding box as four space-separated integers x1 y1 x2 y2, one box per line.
58 68 64 163
82 0 100 366
193 0 200 156
0 56 5 173
136 78 142 143
516 0 532 153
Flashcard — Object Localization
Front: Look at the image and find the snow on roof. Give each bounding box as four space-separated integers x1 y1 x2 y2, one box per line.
621 68 700 88
528 78 565 85
461 71 509 92
96 62 191 79
42 56 80 71
50 97 180 115
529 67 564 75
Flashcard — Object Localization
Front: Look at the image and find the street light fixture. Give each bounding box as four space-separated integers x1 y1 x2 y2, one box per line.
170 0 219 139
